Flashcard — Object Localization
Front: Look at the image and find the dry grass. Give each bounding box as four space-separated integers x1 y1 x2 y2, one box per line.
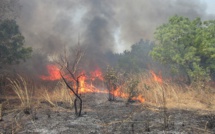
5 72 215 111
137 72 215 110
1 72 215 133
3 76 35 133
1 78 74 133
41 81 74 107
6 75 74 109
7 75 33 109
133 72 215 130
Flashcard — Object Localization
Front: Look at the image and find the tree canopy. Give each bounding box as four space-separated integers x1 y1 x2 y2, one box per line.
116 39 154 73
0 19 32 68
151 15 215 84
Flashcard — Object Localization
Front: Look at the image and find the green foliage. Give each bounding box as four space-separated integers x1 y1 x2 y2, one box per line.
151 15 215 83
117 39 154 73
0 19 32 67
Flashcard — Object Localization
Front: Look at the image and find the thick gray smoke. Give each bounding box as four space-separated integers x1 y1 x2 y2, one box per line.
15 0 214 76
17 0 211 53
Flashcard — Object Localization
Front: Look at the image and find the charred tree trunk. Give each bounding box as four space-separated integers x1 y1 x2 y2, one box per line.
74 96 82 116
61 74 83 117
107 80 115 101
78 98 82 116
107 81 112 101
74 98 78 115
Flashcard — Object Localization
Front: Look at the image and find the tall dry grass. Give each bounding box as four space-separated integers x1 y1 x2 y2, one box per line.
136 72 215 110
7 74 74 109
8 75 33 109
41 81 74 107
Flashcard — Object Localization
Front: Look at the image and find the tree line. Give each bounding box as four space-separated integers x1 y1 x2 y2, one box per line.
0 0 32 69
115 15 215 85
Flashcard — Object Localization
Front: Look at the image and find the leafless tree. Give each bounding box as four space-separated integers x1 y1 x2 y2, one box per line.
58 45 85 117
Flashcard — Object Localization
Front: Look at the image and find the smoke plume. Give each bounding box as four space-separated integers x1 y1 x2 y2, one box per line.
15 0 214 76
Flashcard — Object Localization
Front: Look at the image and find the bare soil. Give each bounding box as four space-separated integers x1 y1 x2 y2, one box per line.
0 93 215 134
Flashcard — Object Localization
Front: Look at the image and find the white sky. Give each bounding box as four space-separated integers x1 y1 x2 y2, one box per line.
205 0 215 14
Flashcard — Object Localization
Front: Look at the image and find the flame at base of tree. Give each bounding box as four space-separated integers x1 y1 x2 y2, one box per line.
40 64 145 103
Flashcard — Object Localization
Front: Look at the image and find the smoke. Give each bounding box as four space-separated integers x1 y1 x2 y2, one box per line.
17 0 211 53
15 0 213 75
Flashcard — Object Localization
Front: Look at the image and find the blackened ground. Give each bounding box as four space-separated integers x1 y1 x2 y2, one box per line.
0 93 215 134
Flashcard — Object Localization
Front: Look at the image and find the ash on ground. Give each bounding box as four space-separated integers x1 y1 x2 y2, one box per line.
0 93 215 134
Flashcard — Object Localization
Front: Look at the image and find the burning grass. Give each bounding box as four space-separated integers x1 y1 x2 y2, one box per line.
38 64 215 109
6 68 215 111
39 64 145 103
137 72 215 110
1 70 215 133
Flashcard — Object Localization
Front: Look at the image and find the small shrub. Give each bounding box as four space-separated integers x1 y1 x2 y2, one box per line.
104 66 118 101
126 78 139 102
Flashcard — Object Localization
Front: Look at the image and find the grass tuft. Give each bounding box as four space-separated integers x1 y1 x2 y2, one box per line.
8 75 33 109
41 81 74 108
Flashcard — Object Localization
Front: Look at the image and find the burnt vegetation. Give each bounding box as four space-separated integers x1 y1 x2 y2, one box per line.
104 66 118 101
1 0 215 133
58 45 85 117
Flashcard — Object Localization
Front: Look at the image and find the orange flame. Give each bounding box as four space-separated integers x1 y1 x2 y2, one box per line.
112 87 145 103
79 75 86 93
90 68 104 81
40 65 61 81
132 95 145 103
150 71 162 83
40 65 145 103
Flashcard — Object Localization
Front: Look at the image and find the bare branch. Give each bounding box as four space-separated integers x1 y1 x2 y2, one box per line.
60 72 77 98
57 44 85 117
72 47 85 74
